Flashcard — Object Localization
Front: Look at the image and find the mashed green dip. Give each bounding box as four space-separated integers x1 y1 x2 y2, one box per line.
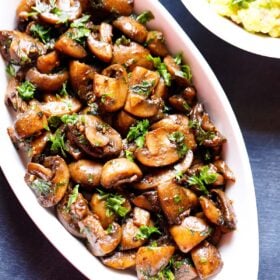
209 0 280 37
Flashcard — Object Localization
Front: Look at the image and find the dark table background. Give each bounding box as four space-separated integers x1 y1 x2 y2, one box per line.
0 1 279 279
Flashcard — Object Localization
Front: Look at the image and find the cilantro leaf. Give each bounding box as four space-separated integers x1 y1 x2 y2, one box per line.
174 52 183 65
70 14 91 28
115 35 131 46
127 119 150 148
31 178 52 196
49 129 68 157
61 114 79 125
136 11 155 24
135 225 161 240
130 80 155 96
6 63 16 77
125 150 135 162
67 185 79 210
17 81 36 100
189 119 216 145
168 131 188 158
30 23 51 43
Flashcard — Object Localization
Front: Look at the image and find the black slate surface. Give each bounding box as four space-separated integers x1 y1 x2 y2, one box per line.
0 1 279 279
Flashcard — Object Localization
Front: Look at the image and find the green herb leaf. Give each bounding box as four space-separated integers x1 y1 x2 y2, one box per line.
49 129 68 157
6 63 16 77
135 225 161 241
17 81 36 100
174 52 183 65
125 150 135 162
70 14 91 28
168 131 188 158
59 82 68 96
189 119 216 145
130 80 155 96
231 0 255 8
61 114 79 125
136 11 155 24
31 178 52 195
127 119 150 148
67 26 91 44
173 194 182 204
106 223 114 234
67 184 79 210
48 116 62 129
115 35 131 46
30 23 51 43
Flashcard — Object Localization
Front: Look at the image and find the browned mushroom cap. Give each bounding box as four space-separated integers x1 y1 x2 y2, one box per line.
145 31 168 57
57 191 89 238
102 250 136 270
67 115 123 158
131 191 161 213
174 258 198 280
124 66 161 118
169 94 192 113
55 32 87 59
94 64 128 112
170 216 211 253
69 159 102 190
191 241 223 279
37 51 60 74
16 0 36 21
39 0 82 25
78 214 122 256
136 246 175 279
29 131 50 158
158 181 192 224
151 114 197 150
0 30 46 65
113 16 148 43
25 67 69 91
69 60 95 102
213 160 235 181
99 22 113 44
114 110 136 137
100 158 142 189
212 189 236 233
25 155 70 207
87 33 112 63
112 42 153 71
92 0 133 16
14 109 48 138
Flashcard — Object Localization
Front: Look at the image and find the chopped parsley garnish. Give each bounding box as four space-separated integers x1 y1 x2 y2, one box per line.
174 52 183 65
49 129 68 157
48 116 62 129
115 35 131 46
61 114 79 125
168 131 188 158
231 0 255 8
130 80 155 96
31 178 52 195
187 166 217 195
97 189 130 218
173 194 182 204
66 184 79 210
150 258 175 280
6 63 16 77
135 225 161 241
67 16 91 44
147 54 171 86
173 52 192 81
127 119 150 148
17 81 36 100
136 11 155 24
59 82 68 96
189 119 216 145
70 14 91 28
106 223 114 234
30 23 51 43
125 150 135 162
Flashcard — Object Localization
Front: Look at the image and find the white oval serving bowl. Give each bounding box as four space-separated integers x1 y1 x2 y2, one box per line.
182 0 280 58
0 0 259 279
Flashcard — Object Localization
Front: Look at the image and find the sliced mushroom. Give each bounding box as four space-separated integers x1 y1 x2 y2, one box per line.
16 0 36 21
158 181 192 224
99 22 113 44
94 64 128 112
37 51 60 74
14 109 48 138
213 160 235 181
25 155 70 207
25 67 69 91
69 60 95 102
114 110 136 137
169 94 192 113
173 258 198 280
170 216 211 253
69 159 102 190
55 32 87 59
0 30 46 65
131 191 161 213
145 30 168 57
136 246 175 279
100 158 142 188
91 0 133 16
57 191 89 238
78 214 122 256
102 250 136 270
191 241 223 279
112 42 153 71
113 16 148 43
29 131 50 158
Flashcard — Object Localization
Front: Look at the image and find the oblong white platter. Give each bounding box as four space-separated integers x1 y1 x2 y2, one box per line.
0 0 259 279
182 0 280 58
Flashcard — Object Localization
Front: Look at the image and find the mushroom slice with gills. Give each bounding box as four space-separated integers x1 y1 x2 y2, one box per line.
131 191 161 213
151 114 197 150
135 127 181 167
78 214 122 257
191 241 223 279
136 246 175 279
157 181 192 225
113 16 148 43
100 158 142 189
38 0 82 25
87 33 112 63
102 250 136 270
57 189 90 238
124 66 161 118
114 110 136 137
173 258 198 280
37 51 60 74
40 94 82 117
69 60 95 102
94 64 128 112
25 155 70 207
163 55 191 87
0 30 46 65
67 115 122 158
55 32 87 59
145 31 168 57
25 67 69 91
69 159 102 190
112 42 153 71
14 108 48 139
213 159 235 181
133 149 193 190
211 189 236 233
170 216 211 253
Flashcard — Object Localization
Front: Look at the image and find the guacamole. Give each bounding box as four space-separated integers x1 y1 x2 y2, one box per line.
209 0 280 37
